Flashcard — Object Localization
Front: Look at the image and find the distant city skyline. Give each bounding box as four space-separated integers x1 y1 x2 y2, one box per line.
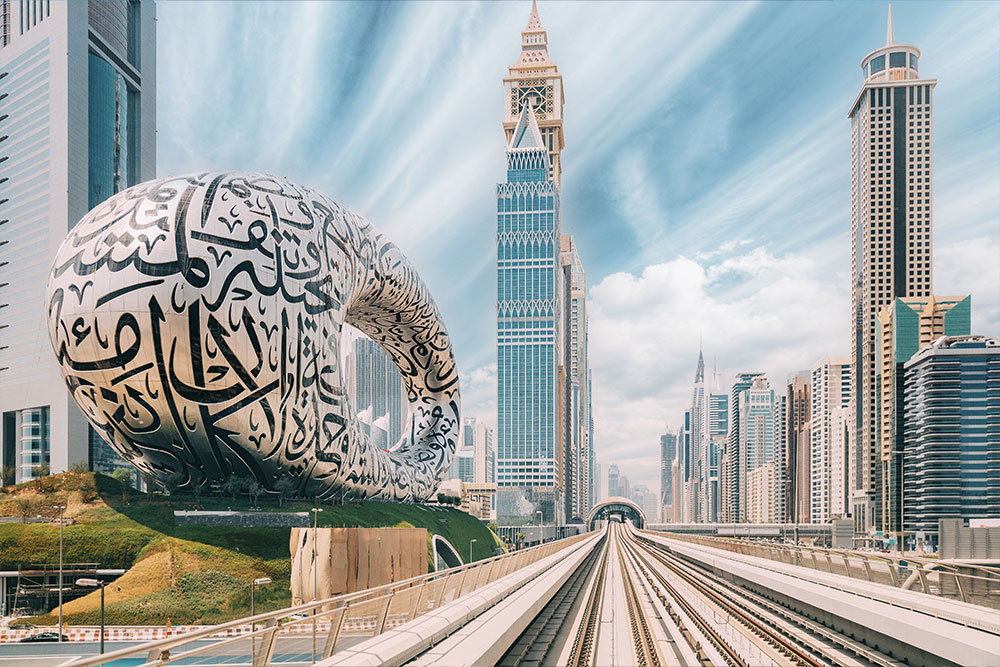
153 1 1000 494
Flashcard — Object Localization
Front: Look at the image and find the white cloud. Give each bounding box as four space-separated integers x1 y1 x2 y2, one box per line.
935 236 1000 334
589 245 850 493
459 362 497 432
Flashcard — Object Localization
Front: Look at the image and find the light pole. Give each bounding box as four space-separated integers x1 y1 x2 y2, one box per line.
250 577 271 665
310 507 322 664
536 510 543 544
76 579 105 654
310 508 323 602
469 539 476 564
56 505 65 642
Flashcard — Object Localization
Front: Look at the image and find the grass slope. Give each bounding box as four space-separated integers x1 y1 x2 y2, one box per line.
0 473 502 625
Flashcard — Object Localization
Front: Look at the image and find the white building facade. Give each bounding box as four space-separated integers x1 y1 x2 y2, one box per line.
811 357 852 523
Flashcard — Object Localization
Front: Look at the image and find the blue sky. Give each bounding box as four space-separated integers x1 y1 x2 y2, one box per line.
156 1 1000 494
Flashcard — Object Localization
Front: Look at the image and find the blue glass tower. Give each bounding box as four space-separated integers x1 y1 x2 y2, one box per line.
497 104 560 503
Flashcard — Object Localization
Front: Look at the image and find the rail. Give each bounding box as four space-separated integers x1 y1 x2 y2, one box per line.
62 532 593 667
657 532 1000 610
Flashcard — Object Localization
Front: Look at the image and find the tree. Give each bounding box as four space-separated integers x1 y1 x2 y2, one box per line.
275 477 297 507
111 468 133 503
221 477 246 503
14 496 36 523
247 481 264 508
32 463 50 478
1 466 15 486
163 471 186 497
69 461 89 474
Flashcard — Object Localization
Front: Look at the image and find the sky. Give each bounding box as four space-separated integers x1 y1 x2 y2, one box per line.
156 1 1000 496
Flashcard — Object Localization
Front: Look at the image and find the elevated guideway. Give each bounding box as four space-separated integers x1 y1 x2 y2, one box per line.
53 522 1000 667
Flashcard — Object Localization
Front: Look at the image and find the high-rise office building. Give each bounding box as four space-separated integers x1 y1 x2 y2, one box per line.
346 335 410 449
0 1 156 483
560 234 590 520
810 358 852 524
496 3 565 524
659 430 676 521
607 464 620 499
903 336 1000 550
786 372 811 523
737 376 778 523
687 351 705 521
703 371 728 523
462 416 496 485
849 6 936 534
722 372 764 522
878 295 970 542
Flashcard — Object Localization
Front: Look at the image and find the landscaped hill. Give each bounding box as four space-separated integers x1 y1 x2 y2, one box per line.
0 472 503 625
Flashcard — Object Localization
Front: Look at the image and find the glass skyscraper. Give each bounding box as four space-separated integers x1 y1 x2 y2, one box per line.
496 102 560 499
903 336 1000 549
0 1 156 483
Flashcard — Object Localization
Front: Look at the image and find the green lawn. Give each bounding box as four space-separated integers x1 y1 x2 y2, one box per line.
0 473 503 625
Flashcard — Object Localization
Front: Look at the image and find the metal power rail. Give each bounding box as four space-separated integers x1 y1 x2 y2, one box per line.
614 525 663 667
566 530 610 666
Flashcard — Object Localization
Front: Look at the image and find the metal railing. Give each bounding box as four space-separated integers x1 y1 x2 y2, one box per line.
62 532 592 667
659 532 1000 610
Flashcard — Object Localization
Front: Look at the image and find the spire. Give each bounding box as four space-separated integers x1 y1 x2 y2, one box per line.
526 1 542 32
886 4 894 45
509 102 545 150
515 1 552 67
694 348 705 383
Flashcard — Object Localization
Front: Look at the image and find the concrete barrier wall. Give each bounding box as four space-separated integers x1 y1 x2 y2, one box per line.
173 511 310 527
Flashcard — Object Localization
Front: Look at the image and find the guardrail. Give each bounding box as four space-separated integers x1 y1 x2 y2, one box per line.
659 532 1000 610
62 532 592 667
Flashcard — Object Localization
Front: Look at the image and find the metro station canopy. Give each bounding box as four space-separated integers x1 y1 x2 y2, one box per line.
587 496 645 530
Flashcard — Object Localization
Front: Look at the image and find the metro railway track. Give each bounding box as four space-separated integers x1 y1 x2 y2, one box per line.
494 520 897 667
614 531 662 667
566 535 609 666
625 530 827 667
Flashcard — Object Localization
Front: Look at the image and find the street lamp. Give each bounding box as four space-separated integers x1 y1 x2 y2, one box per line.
76 579 105 654
310 507 322 663
55 505 65 642
250 577 272 665
536 510 543 544
469 539 477 564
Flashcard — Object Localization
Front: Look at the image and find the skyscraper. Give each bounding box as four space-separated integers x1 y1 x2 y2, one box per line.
659 430 676 521
722 372 764 522
786 372 811 523
560 234 590 520
849 6 936 534
903 336 1000 550
737 376 778 522
0 1 156 482
704 372 728 523
878 295 970 542
687 351 705 521
346 335 410 449
462 416 496 485
497 3 568 524
810 358 851 524
607 464 620 499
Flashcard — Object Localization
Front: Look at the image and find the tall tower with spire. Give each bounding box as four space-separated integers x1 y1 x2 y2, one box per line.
848 5 936 535
496 99 562 522
503 1 566 185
